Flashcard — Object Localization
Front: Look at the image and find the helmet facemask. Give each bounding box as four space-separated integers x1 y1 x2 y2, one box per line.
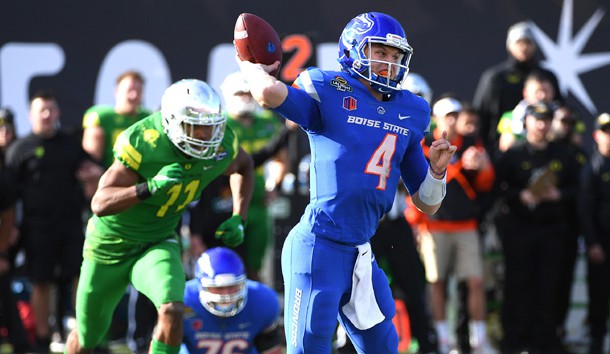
161 79 226 159
198 273 247 317
164 107 226 159
349 36 412 93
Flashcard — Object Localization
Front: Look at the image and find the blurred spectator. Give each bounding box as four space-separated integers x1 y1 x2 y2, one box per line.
547 105 588 344
216 71 288 281
454 104 499 353
455 104 480 138
0 107 31 350
407 97 495 353
473 21 561 156
82 70 150 168
0 108 17 168
577 113 610 354
494 102 580 353
5 91 102 352
0 166 32 352
548 105 586 149
496 71 559 153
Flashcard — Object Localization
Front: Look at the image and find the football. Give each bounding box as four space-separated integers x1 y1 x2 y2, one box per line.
234 13 282 77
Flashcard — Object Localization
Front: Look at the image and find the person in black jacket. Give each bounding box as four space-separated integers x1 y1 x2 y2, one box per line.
473 21 562 156
548 105 588 344
494 102 580 354
577 113 610 354
5 91 103 352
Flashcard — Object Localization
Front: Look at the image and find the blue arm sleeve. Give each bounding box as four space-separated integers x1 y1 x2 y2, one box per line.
400 136 429 195
273 85 324 132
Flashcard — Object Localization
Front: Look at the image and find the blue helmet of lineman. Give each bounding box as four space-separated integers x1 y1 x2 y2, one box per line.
338 12 413 94
194 247 247 317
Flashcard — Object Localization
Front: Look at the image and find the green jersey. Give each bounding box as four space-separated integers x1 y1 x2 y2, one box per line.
83 105 151 168
227 111 282 204
84 112 238 263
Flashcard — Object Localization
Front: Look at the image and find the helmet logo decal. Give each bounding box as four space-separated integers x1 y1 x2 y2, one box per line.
342 96 357 111
341 13 375 48
330 76 353 92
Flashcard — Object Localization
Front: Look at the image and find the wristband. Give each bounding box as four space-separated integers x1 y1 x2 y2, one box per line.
418 170 447 206
135 182 152 200
429 165 447 178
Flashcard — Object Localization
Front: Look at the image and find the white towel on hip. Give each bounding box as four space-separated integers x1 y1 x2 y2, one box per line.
341 242 385 330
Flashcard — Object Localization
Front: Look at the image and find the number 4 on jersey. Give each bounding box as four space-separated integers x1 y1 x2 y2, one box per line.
365 134 397 190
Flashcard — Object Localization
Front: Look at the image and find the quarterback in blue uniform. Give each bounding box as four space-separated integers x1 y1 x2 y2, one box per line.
181 247 282 354
238 12 455 354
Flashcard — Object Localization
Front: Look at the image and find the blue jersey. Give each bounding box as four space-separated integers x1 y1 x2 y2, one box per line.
274 68 430 245
181 279 280 354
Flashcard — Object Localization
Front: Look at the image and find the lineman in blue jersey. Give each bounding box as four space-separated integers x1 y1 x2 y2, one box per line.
181 247 282 354
238 12 456 354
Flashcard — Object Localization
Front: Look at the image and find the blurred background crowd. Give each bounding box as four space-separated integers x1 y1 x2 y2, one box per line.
1 0 610 353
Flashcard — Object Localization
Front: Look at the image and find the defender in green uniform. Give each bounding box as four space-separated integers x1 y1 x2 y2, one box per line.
65 79 254 354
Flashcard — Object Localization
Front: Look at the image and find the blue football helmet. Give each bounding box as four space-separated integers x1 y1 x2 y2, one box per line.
194 247 247 317
338 12 413 93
